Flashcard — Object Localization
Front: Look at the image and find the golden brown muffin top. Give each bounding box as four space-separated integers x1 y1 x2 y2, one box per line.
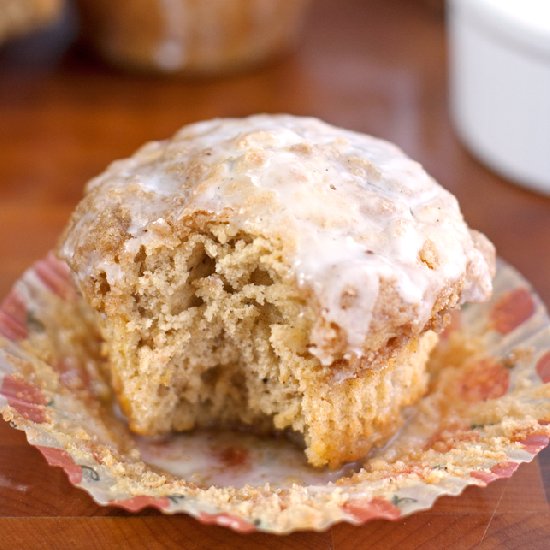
59 115 495 364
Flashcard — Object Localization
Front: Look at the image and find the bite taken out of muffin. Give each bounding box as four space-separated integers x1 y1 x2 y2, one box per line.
58 115 495 468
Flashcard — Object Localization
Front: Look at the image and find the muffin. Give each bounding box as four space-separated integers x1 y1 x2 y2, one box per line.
76 0 311 74
58 115 495 468
0 0 62 43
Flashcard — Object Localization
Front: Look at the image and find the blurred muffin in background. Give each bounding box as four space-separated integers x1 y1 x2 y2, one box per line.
0 0 62 43
76 0 312 75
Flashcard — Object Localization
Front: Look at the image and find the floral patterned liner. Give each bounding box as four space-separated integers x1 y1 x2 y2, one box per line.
0 253 549 533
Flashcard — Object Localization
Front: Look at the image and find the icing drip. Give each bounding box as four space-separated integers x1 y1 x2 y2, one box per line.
61 115 494 364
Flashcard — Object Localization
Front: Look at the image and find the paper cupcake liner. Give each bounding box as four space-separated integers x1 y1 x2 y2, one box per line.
1 253 550 533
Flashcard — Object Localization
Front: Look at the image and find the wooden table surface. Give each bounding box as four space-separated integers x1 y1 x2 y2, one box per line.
1 0 549 548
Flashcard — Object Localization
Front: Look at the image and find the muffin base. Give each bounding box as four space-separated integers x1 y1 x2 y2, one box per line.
92 221 438 467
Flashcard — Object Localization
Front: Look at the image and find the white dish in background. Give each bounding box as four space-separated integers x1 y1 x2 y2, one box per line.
448 0 550 195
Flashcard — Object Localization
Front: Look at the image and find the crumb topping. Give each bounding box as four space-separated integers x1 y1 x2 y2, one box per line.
60 115 495 363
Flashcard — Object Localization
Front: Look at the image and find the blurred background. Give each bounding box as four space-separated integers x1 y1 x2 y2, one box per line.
1 0 548 304
1 0 550 545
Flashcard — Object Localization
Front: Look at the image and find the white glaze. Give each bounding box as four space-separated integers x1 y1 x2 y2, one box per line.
61 115 494 363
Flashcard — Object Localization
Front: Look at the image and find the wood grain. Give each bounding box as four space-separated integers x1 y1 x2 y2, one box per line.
1 0 549 547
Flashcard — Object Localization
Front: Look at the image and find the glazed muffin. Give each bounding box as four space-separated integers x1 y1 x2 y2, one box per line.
76 0 311 74
0 0 62 43
58 115 495 468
